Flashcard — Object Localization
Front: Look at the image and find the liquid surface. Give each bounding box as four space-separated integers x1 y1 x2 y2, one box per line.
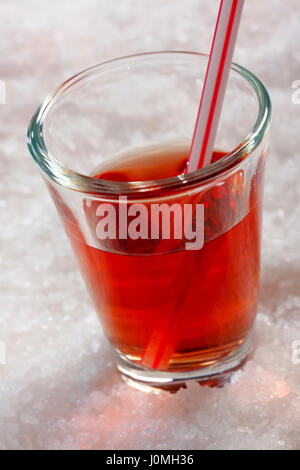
92 144 225 181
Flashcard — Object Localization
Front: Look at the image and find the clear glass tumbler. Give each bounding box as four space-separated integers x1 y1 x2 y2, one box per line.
27 52 271 390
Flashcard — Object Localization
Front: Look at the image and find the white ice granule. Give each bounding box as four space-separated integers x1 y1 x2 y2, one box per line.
0 0 300 450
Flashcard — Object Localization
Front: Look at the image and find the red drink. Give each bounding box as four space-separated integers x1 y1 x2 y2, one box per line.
27 51 271 389
53 146 264 373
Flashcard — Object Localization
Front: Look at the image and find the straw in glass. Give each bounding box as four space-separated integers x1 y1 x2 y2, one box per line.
141 0 245 370
187 0 245 172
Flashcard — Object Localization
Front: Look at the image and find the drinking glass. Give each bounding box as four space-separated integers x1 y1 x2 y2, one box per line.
27 52 271 389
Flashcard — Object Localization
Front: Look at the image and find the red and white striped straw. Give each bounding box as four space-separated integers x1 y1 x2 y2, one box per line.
140 0 245 371
186 0 245 173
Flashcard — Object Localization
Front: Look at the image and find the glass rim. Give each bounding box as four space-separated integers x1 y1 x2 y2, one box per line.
27 51 272 198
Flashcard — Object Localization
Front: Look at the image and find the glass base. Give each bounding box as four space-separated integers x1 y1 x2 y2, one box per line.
115 332 253 392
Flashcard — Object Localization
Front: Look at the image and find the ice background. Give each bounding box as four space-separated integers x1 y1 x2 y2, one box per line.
0 0 300 450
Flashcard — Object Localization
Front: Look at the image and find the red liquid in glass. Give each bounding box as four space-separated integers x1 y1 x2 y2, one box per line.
57 147 263 372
